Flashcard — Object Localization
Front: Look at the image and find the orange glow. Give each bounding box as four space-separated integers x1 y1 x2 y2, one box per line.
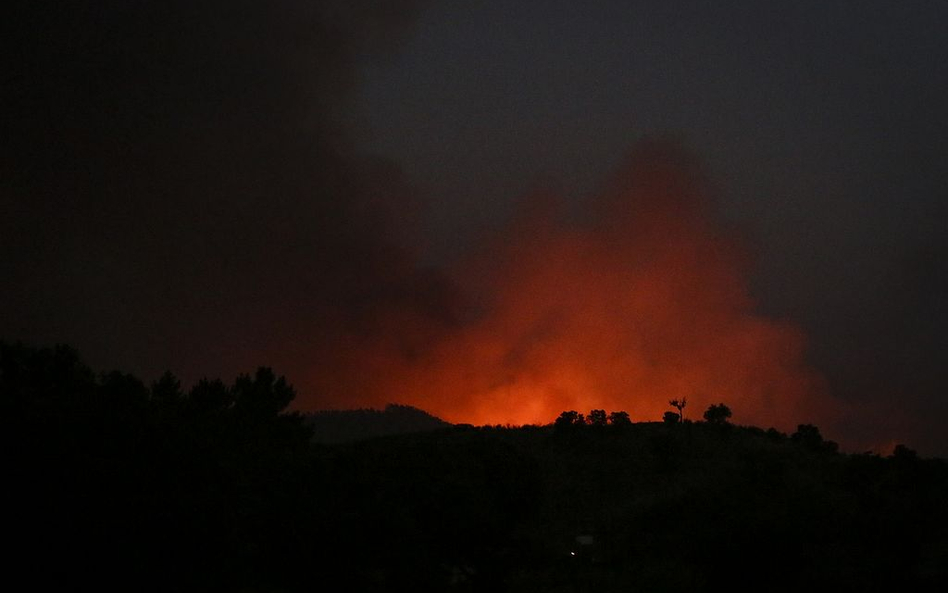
302 141 840 433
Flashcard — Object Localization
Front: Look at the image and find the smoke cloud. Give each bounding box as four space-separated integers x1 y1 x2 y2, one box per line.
305 140 839 432
3 2 841 435
1 1 436 381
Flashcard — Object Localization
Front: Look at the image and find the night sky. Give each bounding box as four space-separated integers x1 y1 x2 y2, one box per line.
3 2 946 454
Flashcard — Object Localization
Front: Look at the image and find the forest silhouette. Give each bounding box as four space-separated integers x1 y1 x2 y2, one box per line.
3 341 947 591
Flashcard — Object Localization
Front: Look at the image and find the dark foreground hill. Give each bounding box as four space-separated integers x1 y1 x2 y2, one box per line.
3 341 947 591
317 423 948 592
305 404 450 443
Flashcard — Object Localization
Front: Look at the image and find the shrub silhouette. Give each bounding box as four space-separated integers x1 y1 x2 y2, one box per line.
608 410 631 426
891 444 918 461
703 403 732 425
791 423 838 453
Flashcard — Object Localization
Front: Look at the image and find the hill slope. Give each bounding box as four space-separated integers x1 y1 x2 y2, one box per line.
304 403 451 443
3 341 947 591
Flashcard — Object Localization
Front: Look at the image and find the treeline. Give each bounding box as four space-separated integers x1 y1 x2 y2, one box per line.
553 404 842 453
2 341 947 591
2 341 315 590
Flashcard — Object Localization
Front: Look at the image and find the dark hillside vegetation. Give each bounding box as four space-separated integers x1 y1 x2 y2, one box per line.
3 341 947 591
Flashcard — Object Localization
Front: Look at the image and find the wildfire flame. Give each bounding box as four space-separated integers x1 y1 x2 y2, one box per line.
305 140 839 432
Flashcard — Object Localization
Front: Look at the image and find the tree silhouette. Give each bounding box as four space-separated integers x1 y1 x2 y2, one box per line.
0 341 95 406
232 366 295 418
99 370 148 403
188 377 232 413
588 409 608 427
669 398 687 422
663 411 680 424
554 410 586 430
891 444 918 462
791 424 838 453
608 410 631 426
151 371 183 403
791 423 822 445
703 403 732 425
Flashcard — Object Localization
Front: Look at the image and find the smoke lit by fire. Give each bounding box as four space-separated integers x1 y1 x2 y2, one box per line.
304 140 838 432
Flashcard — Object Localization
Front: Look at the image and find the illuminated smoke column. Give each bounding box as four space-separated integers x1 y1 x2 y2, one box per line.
307 140 838 431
